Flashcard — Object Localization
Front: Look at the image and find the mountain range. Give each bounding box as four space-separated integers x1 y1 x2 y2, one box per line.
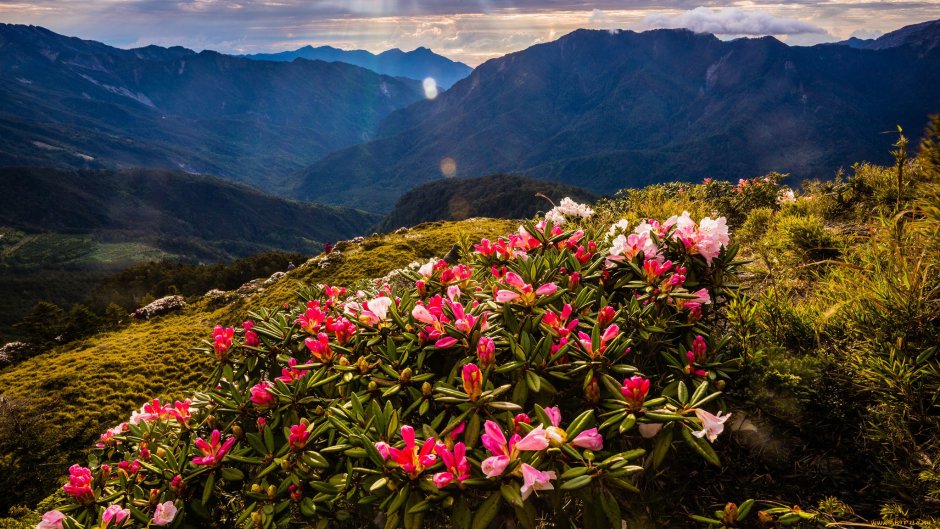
0 24 423 192
296 22 940 211
243 45 471 89
1 20 939 214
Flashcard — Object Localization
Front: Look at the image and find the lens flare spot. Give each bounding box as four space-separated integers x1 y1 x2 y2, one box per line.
440 157 457 178
423 77 438 100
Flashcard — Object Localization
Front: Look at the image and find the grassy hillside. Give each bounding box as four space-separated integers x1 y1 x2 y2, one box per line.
378 174 598 232
0 218 515 513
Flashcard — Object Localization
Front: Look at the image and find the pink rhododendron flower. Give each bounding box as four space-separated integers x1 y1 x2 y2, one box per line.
514 425 550 451
378 425 437 479
171 399 192 425
541 304 578 338
347 296 393 326
249 381 277 407
691 335 708 362
296 302 327 334
519 463 556 500
476 336 496 368
288 423 310 451
570 428 603 450
462 364 483 401
577 324 620 358
242 320 260 346
621 376 650 410
692 408 732 443
276 358 310 383
37 510 65 529
130 398 172 424
152 501 177 526
212 325 234 360
305 332 335 363
192 429 235 466
495 272 557 305
479 420 548 477
432 441 470 488
63 464 94 504
102 505 130 526
638 422 664 438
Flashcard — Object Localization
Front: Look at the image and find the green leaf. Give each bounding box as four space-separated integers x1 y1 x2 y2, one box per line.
471 491 501 529
560 474 592 490
525 370 541 392
681 426 721 467
651 427 673 469
500 483 524 507
677 381 689 404
452 497 472 529
220 467 244 481
566 410 595 437
201 472 216 506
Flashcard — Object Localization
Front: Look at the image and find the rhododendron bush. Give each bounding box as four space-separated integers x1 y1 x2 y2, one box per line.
43 205 743 529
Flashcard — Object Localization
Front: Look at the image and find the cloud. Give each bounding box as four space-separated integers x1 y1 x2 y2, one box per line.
1 1 935 64
641 7 827 36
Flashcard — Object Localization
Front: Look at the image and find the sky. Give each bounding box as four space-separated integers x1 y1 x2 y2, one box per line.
1 1 938 65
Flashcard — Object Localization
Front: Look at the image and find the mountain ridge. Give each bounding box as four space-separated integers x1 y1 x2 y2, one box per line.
0 24 423 192
295 25 940 211
242 44 471 88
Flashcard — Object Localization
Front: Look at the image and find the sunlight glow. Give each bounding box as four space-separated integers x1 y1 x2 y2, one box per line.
422 77 439 100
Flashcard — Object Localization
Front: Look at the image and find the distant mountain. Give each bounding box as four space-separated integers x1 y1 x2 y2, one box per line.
243 45 472 89
0 24 423 192
296 25 940 212
0 167 380 261
837 19 940 51
378 174 597 232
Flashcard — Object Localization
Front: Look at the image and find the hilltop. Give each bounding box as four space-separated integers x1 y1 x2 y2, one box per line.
378 174 598 232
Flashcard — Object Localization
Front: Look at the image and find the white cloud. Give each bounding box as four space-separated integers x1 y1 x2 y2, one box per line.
641 7 827 36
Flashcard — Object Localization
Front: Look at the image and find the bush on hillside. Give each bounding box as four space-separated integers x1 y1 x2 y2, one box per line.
39 202 748 529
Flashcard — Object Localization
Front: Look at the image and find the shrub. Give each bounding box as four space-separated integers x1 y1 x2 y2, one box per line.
40 203 744 529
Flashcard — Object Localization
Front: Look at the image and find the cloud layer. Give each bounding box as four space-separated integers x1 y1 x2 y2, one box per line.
641 7 827 36
0 1 937 64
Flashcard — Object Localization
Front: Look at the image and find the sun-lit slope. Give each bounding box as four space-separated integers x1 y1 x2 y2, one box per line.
0 217 515 510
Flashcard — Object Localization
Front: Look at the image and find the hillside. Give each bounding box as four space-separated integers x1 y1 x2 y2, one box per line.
1 140 938 526
378 174 598 231
0 218 515 514
243 45 471 89
0 24 423 191
0 167 381 337
295 25 940 211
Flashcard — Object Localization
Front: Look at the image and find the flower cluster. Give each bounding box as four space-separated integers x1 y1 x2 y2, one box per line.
43 210 740 529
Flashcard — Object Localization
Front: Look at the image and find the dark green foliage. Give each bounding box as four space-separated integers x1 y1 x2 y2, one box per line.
11 301 66 347
0 166 377 338
378 174 597 231
0 24 423 191
89 251 306 311
0 167 380 255
297 27 940 211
